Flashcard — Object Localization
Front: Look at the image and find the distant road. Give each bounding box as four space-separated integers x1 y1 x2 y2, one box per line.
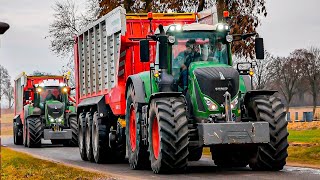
2 137 320 180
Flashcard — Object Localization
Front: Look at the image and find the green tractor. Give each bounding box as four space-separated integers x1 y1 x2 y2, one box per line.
16 76 78 148
125 22 288 173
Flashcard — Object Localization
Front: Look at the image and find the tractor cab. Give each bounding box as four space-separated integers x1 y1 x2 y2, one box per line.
34 82 70 126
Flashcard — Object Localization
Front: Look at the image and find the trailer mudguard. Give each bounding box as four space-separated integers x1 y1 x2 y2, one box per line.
77 95 108 118
125 76 147 104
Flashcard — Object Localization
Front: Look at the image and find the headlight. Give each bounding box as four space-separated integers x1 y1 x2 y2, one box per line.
226 35 233 43
36 87 42 93
237 63 251 71
57 116 64 123
62 87 68 93
231 98 238 109
168 36 175 44
48 115 55 123
204 97 218 111
217 24 224 31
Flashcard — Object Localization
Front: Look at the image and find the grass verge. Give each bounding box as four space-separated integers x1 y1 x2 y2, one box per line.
1 147 111 180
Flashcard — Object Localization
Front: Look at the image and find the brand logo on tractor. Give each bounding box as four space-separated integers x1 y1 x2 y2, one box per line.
219 72 225 80
215 87 228 91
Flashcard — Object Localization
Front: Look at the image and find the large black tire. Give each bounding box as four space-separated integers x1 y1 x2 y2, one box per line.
13 123 23 145
92 111 108 163
249 96 289 171
188 147 203 161
78 112 88 161
23 122 27 147
126 85 149 169
148 97 189 174
26 116 42 148
67 116 78 147
85 112 94 162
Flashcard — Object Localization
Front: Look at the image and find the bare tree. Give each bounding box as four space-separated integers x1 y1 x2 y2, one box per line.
269 54 303 113
0 65 14 109
31 70 51 76
300 47 320 119
253 51 273 89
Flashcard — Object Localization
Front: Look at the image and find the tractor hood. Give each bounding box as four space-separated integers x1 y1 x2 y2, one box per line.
190 62 239 105
46 101 64 119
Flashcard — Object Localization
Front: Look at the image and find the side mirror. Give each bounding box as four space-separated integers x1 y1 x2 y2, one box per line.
158 35 168 69
255 38 264 59
0 22 10 35
140 40 150 62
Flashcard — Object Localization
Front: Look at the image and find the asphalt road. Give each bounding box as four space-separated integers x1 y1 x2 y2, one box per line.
2 136 320 180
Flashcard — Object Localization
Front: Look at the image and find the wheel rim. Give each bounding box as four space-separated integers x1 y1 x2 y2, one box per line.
152 116 160 160
129 105 136 151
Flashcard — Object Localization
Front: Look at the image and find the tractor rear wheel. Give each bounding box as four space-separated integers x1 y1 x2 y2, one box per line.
249 96 289 171
85 112 94 162
13 123 23 145
148 97 189 174
78 112 88 161
26 116 42 148
126 85 149 169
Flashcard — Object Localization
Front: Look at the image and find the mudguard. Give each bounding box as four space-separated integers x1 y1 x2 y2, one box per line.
77 95 107 118
243 90 277 107
126 76 146 104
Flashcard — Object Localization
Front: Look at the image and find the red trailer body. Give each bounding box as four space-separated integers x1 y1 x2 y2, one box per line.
74 7 196 116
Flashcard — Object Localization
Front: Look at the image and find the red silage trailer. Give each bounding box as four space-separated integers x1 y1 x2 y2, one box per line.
74 6 196 165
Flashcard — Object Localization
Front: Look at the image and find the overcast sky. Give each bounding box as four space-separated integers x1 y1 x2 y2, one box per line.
1 0 320 80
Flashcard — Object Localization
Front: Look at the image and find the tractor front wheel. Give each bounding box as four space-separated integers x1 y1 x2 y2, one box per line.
148 97 189 174
78 112 88 161
26 116 42 148
249 96 289 171
67 116 78 147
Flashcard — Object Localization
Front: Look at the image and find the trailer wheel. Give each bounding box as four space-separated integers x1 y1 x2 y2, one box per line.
66 116 78 147
85 112 94 162
13 123 23 145
148 97 189 174
92 111 107 163
126 85 149 169
26 116 42 148
78 112 88 161
249 96 289 171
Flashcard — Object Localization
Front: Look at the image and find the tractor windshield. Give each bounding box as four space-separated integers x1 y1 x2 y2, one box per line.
39 86 62 103
171 31 229 79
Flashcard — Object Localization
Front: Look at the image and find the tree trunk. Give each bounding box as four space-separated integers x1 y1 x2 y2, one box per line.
197 0 205 12
313 94 317 120
216 0 227 22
